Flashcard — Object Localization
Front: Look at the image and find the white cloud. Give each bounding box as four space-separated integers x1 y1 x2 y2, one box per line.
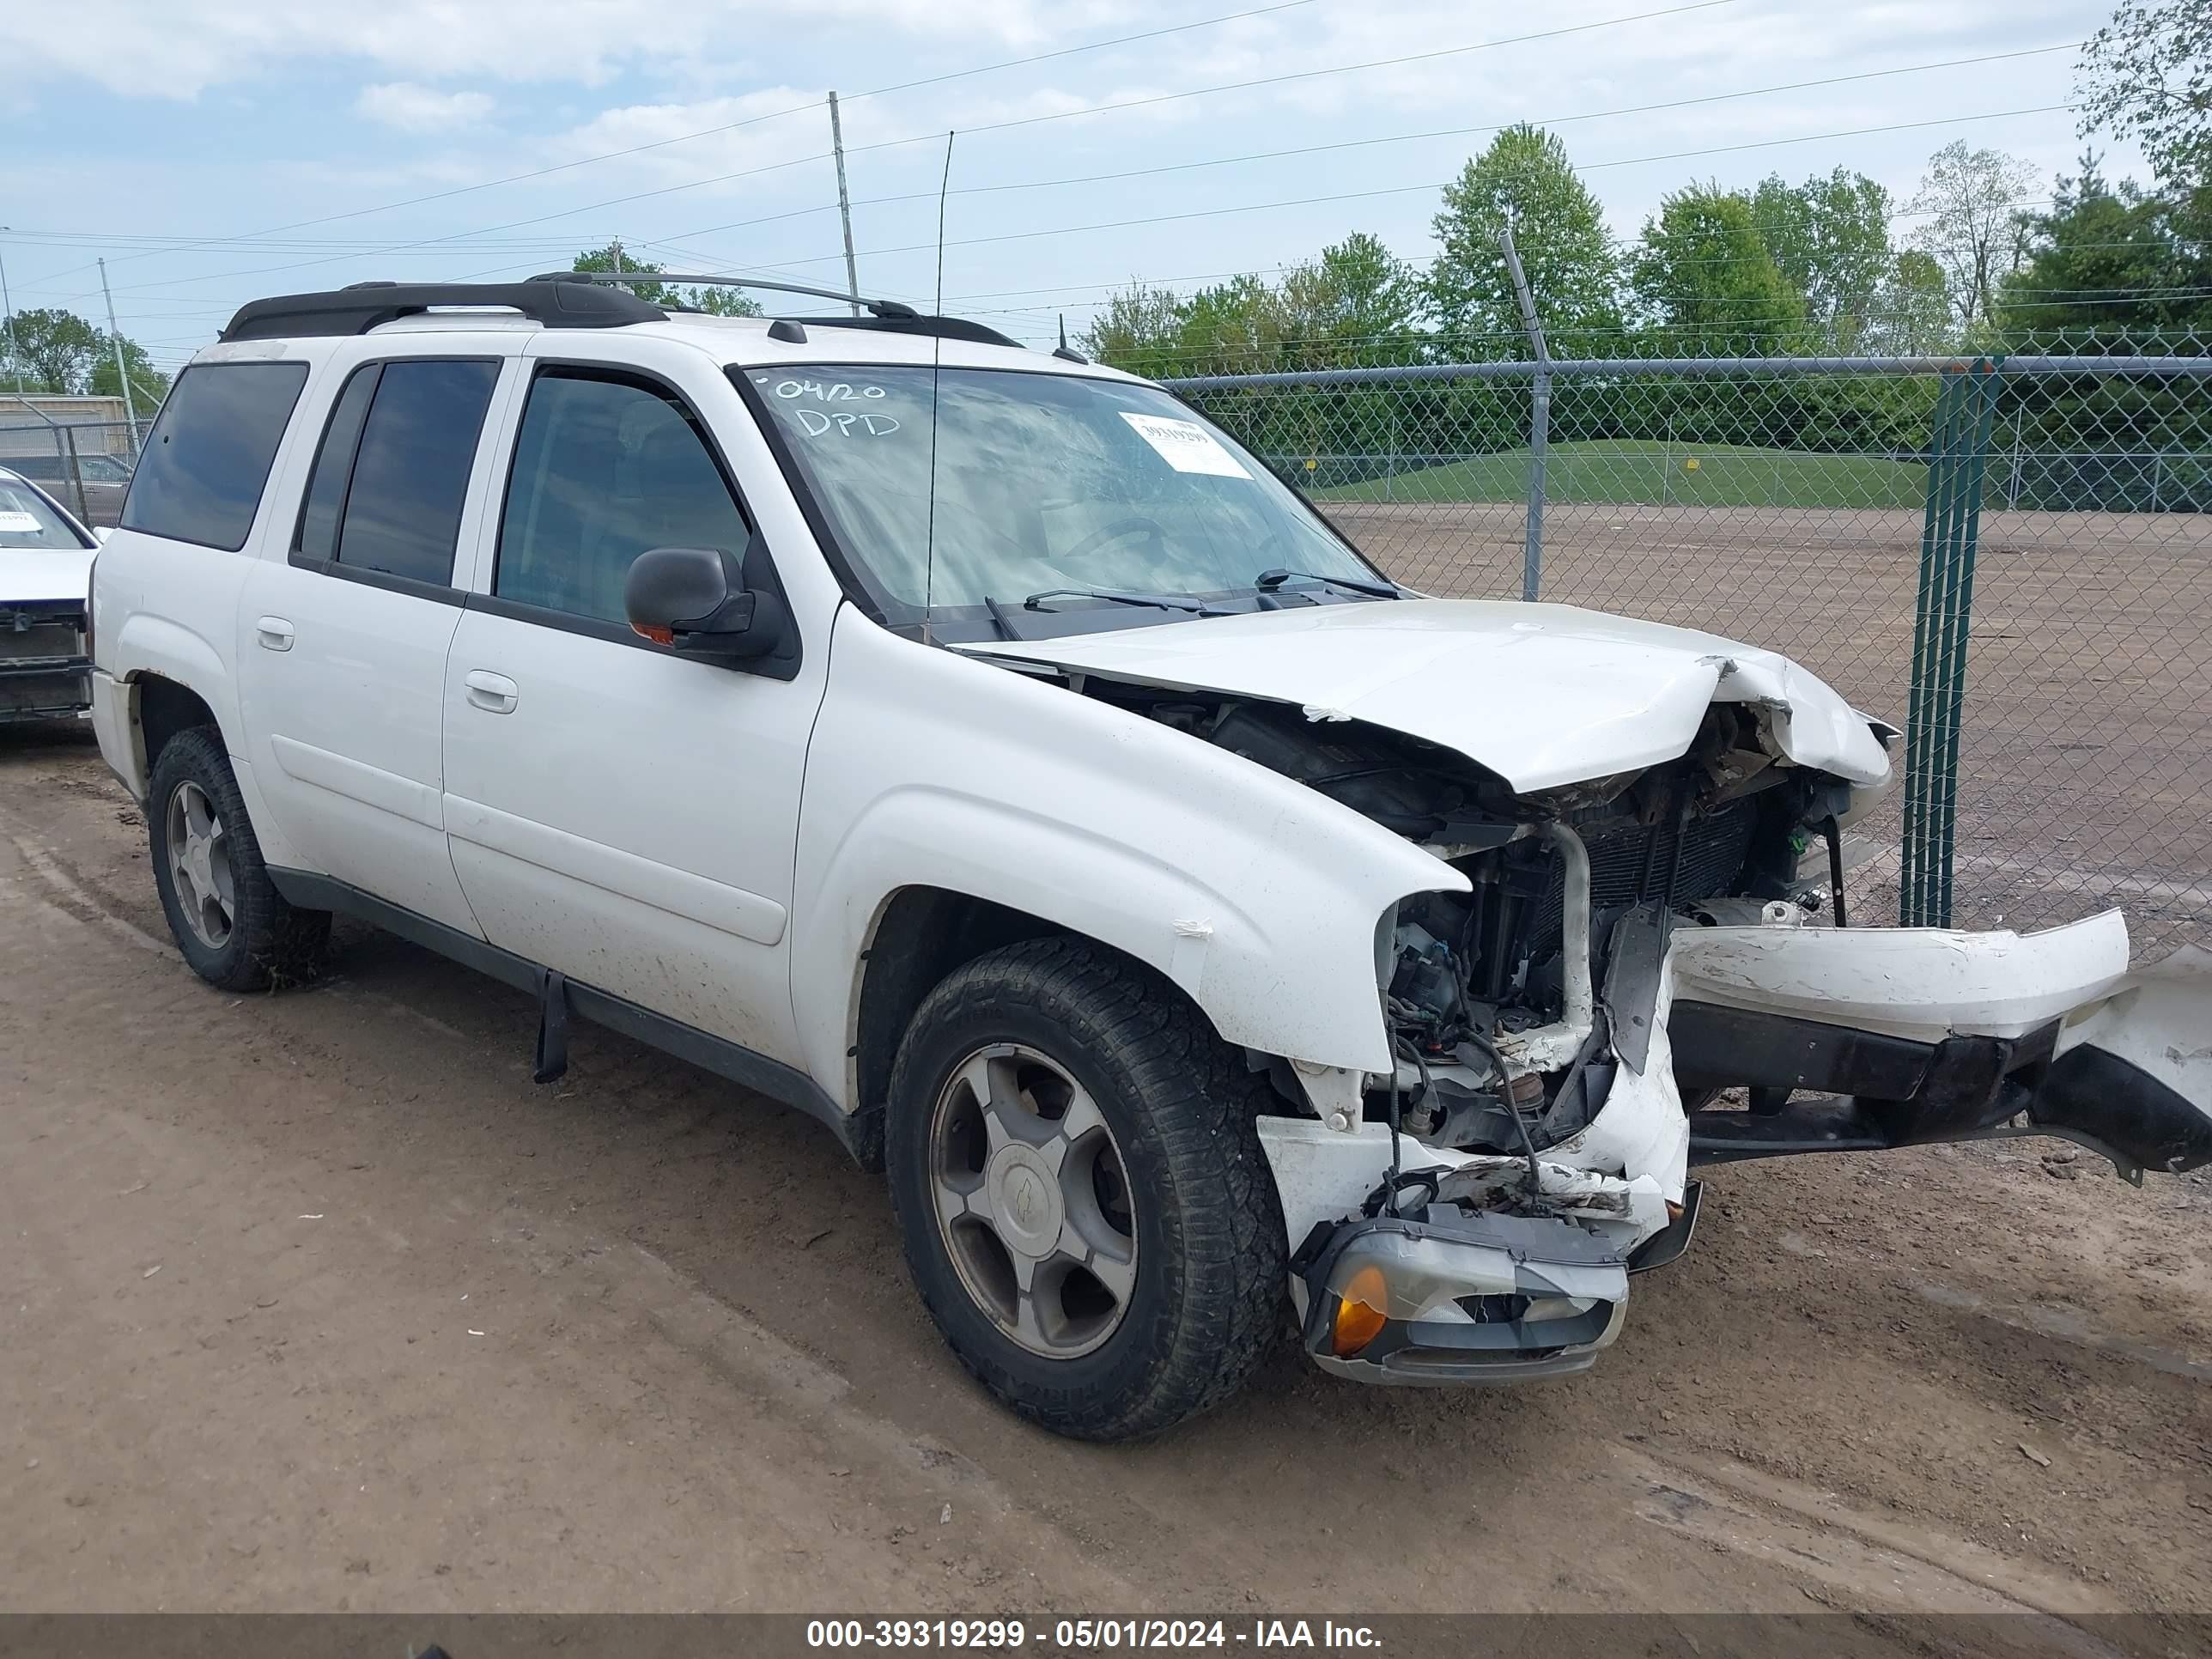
356 82 495 132
15 0 1071 100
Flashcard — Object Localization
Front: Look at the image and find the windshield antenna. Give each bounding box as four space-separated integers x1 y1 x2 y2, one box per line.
920 130 956 646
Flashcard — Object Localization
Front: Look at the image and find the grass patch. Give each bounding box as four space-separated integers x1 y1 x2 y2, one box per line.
1315 438 1925 510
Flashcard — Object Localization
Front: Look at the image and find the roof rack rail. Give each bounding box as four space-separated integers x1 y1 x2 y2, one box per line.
795 313 1025 349
549 271 1024 349
219 278 665 343
550 270 920 319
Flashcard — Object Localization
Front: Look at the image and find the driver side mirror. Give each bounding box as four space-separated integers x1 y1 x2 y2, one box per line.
623 542 788 666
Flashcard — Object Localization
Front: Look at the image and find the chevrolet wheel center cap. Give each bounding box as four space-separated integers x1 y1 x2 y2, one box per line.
987 1145 1062 1258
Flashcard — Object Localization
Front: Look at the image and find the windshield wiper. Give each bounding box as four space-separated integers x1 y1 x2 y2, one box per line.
1023 586 1230 617
981 595 1025 641
1255 567 1401 599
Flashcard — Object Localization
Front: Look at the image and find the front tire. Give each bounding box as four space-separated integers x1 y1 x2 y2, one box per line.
147 726 328 991
887 938 1285 1441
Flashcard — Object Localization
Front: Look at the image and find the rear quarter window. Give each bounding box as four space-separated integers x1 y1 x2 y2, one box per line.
121 362 308 551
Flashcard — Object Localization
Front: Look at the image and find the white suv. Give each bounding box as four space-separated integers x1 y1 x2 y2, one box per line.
88 276 2209 1440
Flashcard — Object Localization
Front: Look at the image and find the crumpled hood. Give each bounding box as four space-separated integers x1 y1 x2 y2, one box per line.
964 599 1892 793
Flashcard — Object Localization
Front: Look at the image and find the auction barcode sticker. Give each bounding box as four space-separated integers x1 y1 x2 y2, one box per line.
1119 412 1250 479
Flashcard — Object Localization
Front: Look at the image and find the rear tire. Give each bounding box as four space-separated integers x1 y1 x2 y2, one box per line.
148 726 328 991
887 937 1285 1441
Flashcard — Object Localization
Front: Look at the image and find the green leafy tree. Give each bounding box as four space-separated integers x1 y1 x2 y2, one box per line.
1906 142 2039 332
1631 184 1808 355
1173 276 1293 377
1999 151 2212 343
1865 250 1955 355
88 335 172 404
571 243 762 317
3 308 105 392
1750 167 1893 349
1425 125 1621 357
2078 1 2212 195
1079 284 1187 372
1276 233 1424 367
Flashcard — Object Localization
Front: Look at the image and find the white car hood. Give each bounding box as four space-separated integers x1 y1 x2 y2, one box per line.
0 548 94 607
965 599 1892 793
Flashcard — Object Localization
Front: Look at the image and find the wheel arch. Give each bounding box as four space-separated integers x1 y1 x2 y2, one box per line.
136 674 222 777
850 886 1236 1171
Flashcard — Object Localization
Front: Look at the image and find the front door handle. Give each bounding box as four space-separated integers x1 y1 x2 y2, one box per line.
256 616 295 652
465 669 519 714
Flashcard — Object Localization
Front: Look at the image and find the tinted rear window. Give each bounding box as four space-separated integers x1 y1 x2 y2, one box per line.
331 358 499 585
122 362 307 550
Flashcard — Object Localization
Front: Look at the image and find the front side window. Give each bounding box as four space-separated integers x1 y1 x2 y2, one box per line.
0 474 92 550
310 359 499 585
495 370 747 624
743 366 1378 617
121 362 307 551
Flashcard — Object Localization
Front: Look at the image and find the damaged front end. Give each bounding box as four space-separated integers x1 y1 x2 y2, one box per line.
1182 690 2205 1383
974 611 2212 1387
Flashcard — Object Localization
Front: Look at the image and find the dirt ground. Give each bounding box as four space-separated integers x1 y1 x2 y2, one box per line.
3 720 2209 1626
1332 502 2212 954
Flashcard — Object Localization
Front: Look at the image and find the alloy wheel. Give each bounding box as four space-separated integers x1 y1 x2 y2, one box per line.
927 1042 1139 1359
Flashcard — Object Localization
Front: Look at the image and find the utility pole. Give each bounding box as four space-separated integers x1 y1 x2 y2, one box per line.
0 228 23 392
828 92 860 314
99 258 140 455
611 238 624 275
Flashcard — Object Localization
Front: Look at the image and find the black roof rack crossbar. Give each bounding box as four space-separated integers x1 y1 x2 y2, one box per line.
546 270 921 319
220 279 665 342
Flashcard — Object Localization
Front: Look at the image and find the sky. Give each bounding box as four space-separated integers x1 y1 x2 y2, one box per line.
3 0 2143 374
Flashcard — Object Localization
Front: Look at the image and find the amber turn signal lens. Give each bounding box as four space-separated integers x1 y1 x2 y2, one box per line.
1329 1264 1390 1358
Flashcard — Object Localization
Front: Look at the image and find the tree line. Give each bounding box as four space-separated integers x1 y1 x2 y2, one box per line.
2 309 171 404
1083 3 2212 508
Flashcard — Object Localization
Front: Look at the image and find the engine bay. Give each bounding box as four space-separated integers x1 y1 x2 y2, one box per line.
1082 678 1860 1164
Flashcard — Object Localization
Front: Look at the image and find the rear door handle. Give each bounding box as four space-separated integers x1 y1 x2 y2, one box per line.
465 669 519 714
255 617 295 652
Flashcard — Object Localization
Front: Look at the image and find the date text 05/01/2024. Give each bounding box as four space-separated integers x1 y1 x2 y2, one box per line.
804 1620 1384 1650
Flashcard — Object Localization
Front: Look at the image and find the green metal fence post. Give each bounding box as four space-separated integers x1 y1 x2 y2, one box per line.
1902 358 2003 926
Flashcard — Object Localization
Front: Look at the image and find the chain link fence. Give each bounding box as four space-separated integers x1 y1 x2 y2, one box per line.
3 343 2204 953
0 415 146 527
1165 349 2212 956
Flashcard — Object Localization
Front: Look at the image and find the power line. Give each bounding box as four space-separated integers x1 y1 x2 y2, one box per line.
9 38 2082 304
94 151 844 299
621 44 2078 255
27 0 1749 307
94 96 2078 337
727 105 2075 277
26 0 1320 289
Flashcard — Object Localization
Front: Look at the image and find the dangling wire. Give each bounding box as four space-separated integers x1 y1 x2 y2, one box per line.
1382 1027 1435 1218
1464 1029 1543 1199
919 130 955 647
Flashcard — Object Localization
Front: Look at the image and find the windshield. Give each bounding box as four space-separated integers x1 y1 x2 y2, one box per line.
0 476 88 550
740 365 1380 615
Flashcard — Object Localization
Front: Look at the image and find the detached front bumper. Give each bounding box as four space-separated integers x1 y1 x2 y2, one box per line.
1669 914 2212 1179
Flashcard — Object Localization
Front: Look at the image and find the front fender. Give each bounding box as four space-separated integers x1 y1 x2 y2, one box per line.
792 612 1467 1104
